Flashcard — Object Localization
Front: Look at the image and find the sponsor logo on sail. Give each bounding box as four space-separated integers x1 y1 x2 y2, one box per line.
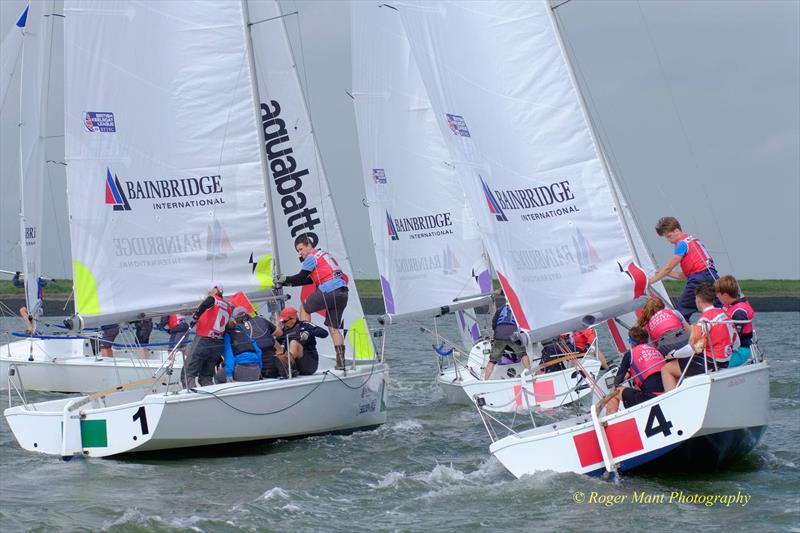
24 226 36 245
386 211 399 241
84 111 116 132
372 169 387 184
481 175 507 221
103 167 225 211
105 168 131 211
386 211 453 240
395 254 442 274
573 228 600 273
481 176 580 222
446 113 471 137
442 245 460 274
207 219 233 260
113 232 203 268
260 100 322 247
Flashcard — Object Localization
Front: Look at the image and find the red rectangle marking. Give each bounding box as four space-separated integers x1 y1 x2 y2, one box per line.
573 430 603 467
606 418 644 458
533 380 555 403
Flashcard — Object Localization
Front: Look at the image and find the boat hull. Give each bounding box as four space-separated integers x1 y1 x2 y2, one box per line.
1 338 180 393
5 363 387 458
489 362 769 477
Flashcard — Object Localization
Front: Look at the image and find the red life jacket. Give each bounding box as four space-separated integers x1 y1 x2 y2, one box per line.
677 234 714 276
195 295 232 339
167 314 186 330
309 249 349 287
646 309 684 339
572 328 596 352
724 299 754 336
628 344 666 388
698 307 737 362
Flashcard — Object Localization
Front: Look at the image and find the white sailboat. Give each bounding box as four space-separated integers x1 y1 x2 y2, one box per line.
352 0 603 413
398 0 768 476
5 0 386 459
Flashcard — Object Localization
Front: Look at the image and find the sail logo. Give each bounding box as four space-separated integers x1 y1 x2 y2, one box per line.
372 169 387 184
572 228 600 273
480 176 507 221
386 211 399 241
105 168 131 211
442 245 460 274
387 211 453 241
84 112 116 132
207 219 234 260
446 114 471 137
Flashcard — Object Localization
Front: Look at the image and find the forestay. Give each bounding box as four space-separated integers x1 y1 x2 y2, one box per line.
400 0 646 337
246 0 374 358
351 1 490 322
63 0 274 325
18 0 55 320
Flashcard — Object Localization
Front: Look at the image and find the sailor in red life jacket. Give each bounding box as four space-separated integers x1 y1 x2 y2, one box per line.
571 327 608 369
648 216 719 321
635 296 690 356
183 282 232 387
605 326 666 415
275 234 349 370
159 313 190 350
661 283 738 391
715 274 755 368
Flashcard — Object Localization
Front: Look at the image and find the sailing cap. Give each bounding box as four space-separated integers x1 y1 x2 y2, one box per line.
278 306 298 323
232 306 249 320
212 281 223 293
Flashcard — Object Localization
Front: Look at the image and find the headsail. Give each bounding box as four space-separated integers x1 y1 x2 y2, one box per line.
246 0 374 358
18 0 55 320
400 0 647 339
0 3 28 110
351 1 490 326
63 0 274 326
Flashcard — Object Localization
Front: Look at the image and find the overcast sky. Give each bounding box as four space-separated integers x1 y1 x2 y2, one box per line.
1 0 798 280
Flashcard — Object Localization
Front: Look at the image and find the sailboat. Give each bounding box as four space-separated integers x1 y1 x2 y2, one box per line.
397 0 768 476
5 0 386 459
351 0 604 413
0 1 184 393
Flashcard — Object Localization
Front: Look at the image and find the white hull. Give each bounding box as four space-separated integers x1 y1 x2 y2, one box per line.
436 340 603 412
5 361 387 458
488 362 769 477
1 338 181 393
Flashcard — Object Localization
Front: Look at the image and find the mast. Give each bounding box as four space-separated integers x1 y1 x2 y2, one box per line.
241 0 284 300
546 1 641 265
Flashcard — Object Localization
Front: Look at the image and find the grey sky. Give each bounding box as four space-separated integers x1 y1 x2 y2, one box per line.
1 0 798 280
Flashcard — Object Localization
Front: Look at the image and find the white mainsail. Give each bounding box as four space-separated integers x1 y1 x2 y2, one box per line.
351 1 490 325
63 0 274 326
18 0 54 320
246 0 374 358
399 0 647 339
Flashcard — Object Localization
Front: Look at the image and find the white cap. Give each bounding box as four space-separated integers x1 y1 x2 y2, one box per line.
212 281 223 293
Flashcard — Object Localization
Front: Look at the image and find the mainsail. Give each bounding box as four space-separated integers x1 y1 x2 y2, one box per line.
18 0 55 320
63 0 274 326
399 0 647 339
351 1 490 324
246 0 374 358
0 4 28 110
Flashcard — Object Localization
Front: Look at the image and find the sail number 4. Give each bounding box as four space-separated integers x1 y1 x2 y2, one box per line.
644 404 673 438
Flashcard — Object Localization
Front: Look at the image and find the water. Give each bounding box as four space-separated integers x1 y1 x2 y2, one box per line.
0 313 798 532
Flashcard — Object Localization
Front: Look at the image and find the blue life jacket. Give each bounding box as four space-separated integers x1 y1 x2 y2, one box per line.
496 305 517 327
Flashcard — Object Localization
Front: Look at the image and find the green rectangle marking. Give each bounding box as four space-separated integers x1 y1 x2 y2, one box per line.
80 419 108 448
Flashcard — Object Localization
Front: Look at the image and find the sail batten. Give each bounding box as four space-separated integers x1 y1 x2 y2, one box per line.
399 0 646 333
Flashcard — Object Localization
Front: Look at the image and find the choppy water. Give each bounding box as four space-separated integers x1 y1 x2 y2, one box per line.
0 313 798 532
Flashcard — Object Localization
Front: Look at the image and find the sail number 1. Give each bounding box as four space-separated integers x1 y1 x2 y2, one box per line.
644 404 673 438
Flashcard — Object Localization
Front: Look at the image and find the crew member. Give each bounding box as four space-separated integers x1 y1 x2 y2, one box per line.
276 234 349 370
715 275 755 368
661 283 738 391
160 314 191 351
484 304 529 380
100 324 120 357
184 282 232 387
274 306 328 376
636 296 690 355
572 327 608 369
605 326 666 414
241 310 281 379
648 216 718 321
222 307 262 382
133 315 153 357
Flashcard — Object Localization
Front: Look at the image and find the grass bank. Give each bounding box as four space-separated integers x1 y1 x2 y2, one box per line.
1 279 798 299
